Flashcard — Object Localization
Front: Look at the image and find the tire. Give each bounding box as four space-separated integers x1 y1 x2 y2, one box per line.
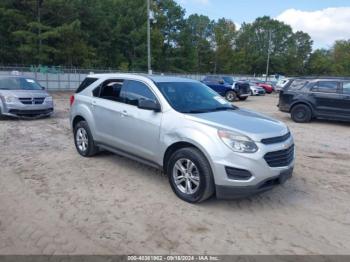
238 96 248 101
73 120 98 157
225 91 237 102
291 104 312 123
167 147 215 203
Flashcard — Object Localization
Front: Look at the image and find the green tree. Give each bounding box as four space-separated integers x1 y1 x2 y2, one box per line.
306 49 334 75
332 40 350 75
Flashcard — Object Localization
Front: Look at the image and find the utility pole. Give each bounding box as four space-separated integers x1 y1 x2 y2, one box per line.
147 0 152 75
265 30 272 82
37 0 43 64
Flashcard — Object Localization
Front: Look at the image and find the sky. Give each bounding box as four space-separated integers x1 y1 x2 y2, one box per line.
175 0 350 49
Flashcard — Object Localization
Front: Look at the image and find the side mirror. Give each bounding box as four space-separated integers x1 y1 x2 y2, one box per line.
138 99 161 112
41 86 46 90
219 80 225 84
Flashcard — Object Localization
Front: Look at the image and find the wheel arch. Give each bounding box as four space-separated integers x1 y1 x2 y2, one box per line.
72 115 86 129
163 141 214 177
290 101 314 115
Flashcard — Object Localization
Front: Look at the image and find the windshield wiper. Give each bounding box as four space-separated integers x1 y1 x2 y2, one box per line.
212 106 238 111
183 106 238 114
182 109 213 113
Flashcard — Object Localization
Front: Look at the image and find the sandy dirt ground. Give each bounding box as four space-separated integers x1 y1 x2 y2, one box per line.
0 92 349 255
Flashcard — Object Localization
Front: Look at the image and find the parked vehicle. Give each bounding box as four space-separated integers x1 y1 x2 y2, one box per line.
202 76 250 102
250 85 266 96
278 77 350 123
70 74 294 203
0 76 53 118
276 78 293 92
251 81 274 94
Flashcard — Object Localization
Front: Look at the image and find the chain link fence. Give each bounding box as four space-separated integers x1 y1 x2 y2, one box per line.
0 65 276 91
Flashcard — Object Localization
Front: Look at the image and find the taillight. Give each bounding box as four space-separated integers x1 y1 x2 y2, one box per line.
70 95 75 106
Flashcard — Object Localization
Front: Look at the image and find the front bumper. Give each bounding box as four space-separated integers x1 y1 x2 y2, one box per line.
252 89 265 95
211 137 295 199
216 167 293 199
1 100 54 118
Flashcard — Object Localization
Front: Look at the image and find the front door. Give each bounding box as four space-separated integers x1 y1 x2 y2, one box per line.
340 81 350 117
116 80 162 162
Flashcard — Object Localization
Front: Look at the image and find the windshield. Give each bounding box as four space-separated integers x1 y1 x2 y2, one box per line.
222 77 234 85
0 77 43 90
156 81 236 113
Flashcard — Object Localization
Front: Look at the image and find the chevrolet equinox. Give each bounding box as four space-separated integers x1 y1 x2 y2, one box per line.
70 74 295 203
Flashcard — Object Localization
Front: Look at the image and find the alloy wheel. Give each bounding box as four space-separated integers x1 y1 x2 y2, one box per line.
76 127 88 152
172 158 200 194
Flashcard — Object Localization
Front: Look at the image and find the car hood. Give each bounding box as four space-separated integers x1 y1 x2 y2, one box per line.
185 108 289 141
0 89 49 98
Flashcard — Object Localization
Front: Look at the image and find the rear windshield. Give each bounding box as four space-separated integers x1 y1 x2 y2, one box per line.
76 77 98 93
0 77 42 90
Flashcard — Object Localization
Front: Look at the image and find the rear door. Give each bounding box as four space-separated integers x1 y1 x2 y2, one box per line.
91 79 126 148
310 81 344 117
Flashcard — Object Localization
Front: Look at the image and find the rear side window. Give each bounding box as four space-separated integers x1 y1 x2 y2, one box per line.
343 82 350 94
96 79 124 102
121 80 157 106
76 77 98 93
288 80 308 90
312 81 338 93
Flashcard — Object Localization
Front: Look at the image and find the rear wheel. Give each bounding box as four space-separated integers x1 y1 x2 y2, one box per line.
167 147 215 203
74 120 98 157
225 91 237 102
291 104 312 123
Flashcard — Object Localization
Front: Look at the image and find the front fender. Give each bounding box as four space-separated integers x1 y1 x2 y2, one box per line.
160 125 221 171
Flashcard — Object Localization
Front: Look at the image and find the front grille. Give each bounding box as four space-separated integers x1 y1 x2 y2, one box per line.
19 97 45 105
238 83 250 94
261 132 291 145
264 145 294 167
9 108 53 116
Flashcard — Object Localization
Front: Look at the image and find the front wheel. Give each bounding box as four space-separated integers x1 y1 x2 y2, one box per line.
238 96 248 101
167 147 215 203
225 91 237 102
74 121 98 157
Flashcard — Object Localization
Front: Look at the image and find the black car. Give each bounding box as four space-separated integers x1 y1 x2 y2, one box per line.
278 77 350 123
201 76 250 102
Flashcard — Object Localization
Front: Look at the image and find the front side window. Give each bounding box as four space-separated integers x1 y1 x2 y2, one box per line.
342 82 350 94
156 81 235 113
0 77 42 90
121 80 157 106
222 77 234 85
312 81 338 93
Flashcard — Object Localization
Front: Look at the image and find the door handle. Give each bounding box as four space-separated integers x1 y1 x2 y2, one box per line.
121 110 128 117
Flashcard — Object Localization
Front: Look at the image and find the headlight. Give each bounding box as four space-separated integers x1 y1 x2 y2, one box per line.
218 130 258 153
4 96 17 103
45 96 53 102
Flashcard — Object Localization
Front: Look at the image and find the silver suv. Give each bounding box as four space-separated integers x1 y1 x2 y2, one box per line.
70 74 294 203
0 76 53 118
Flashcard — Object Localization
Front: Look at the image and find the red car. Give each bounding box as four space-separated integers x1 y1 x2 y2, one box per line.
252 81 274 93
